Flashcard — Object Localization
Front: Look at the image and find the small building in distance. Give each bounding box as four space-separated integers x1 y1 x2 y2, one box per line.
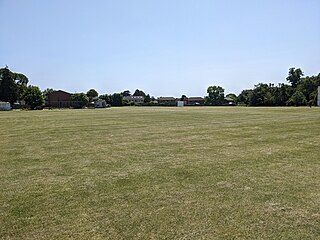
95 99 107 108
47 90 81 108
157 97 177 106
123 96 145 104
224 97 235 105
177 101 184 107
318 86 320 107
0 102 11 111
187 97 204 106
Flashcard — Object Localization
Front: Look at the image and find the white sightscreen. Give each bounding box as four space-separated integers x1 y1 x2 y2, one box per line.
318 86 320 106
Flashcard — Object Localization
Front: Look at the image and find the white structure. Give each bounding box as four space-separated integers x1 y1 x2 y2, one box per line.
177 101 184 107
0 102 11 111
123 96 144 103
318 86 320 107
95 99 107 108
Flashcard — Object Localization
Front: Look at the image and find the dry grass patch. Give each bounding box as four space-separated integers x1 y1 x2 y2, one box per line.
0 107 319 239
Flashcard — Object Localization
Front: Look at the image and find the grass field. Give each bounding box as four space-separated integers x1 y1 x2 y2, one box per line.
0 107 319 239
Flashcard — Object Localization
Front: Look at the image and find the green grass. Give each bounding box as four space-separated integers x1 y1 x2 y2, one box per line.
0 107 319 239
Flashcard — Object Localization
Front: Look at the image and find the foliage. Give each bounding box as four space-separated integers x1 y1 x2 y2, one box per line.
133 89 146 97
180 95 188 101
0 67 19 103
144 94 151 103
43 88 54 100
205 85 225 105
72 93 89 107
110 93 123 106
286 90 307 106
121 90 131 97
237 68 319 106
23 85 44 109
287 67 303 88
99 94 112 104
86 89 98 101
238 89 252 105
226 93 238 102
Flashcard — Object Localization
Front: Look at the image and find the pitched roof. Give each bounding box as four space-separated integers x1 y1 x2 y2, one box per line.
224 97 235 102
51 90 71 95
158 97 176 101
188 97 204 101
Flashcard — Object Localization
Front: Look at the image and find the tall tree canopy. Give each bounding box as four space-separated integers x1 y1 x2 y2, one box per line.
286 68 303 88
0 67 30 103
205 85 225 105
180 95 188 101
72 93 89 107
133 89 146 97
121 90 131 96
23 86 44 109
0 67 19 103
86 89 98 100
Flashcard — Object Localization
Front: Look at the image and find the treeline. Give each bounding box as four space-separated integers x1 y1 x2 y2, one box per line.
0 66 319 109
0 67 44 109
99 89 155 106
237 68 320 106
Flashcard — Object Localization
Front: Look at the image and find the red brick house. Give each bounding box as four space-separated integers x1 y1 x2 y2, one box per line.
157 97 177 106
187 97 204 106
47 90 80 108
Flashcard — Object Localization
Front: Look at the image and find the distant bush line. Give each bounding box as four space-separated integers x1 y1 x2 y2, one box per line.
0 66 319 109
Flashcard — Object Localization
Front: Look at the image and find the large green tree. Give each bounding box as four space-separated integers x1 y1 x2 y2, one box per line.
287 68 303 88
144 94 151 103
180 95 188 101
205 85 225 105
0 67 29 103
86 89 98 101
133 89 146 97
121 90 131 97
0 67 18 103
23 86 44 109
111 93 123 106
72 93 89 107
286 90 307 106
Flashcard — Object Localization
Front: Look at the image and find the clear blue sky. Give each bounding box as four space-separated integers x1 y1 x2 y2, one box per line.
1 0 319 97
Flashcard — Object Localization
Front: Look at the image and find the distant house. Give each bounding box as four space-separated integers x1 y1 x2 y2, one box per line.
0 102 11 111
47 90 81 108
187 97 204 106
95 99 107 108
157 97 177 106
123 96 145 103
224 97 235 105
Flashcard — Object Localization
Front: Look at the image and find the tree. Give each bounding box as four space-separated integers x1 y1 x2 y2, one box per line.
0 67 18 103
206 85 225 105
238 89 252 105
226 93 238 103
287 68 303 88
72 93 89 107
43 88 54 101
86 89 98 101
248 83 270 106
180 95 188 101
297 75 320 105
121 90 131 97
99 94 112 104
287 90 307 106
23 86 44 109
144 94 151 103
133 89 146 97
111 93 123 106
